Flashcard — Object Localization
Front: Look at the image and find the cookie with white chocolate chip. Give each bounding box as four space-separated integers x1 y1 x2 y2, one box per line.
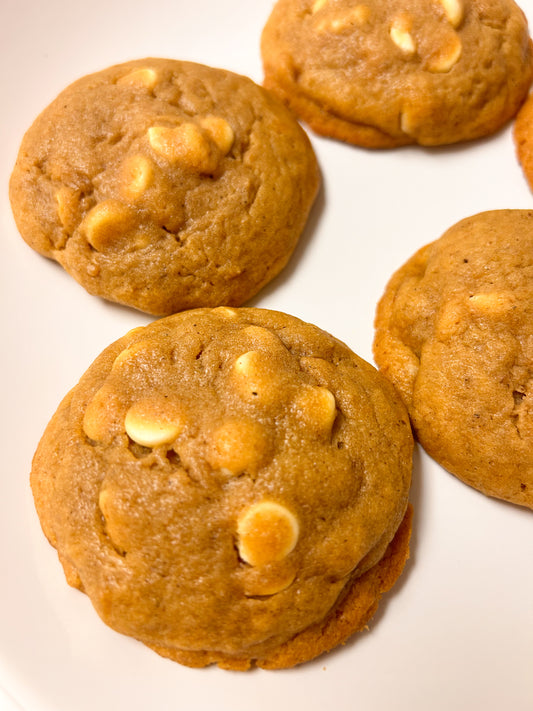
374 210 533 509
9 58 319 315
261 0 533 147
31 306 413 669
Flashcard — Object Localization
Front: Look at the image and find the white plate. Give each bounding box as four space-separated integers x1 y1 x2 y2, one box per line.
1 2 532 709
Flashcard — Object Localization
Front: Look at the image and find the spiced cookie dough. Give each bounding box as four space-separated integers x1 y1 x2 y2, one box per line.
31 307 413 669
374 210 533 509
261 0 533 147
9 58 320 315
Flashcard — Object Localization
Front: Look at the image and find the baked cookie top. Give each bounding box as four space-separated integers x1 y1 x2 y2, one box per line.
373 210 533 509
31 307 413 668
9 58 320 315
261 0 533 147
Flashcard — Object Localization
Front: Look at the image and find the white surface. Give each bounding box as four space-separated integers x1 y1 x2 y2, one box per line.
1 1 532 710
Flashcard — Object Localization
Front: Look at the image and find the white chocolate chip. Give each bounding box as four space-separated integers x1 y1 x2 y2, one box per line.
232 350 285 406
468 292 516 315
390 27 416 54
55 186 78 230
83 385 119 442
241 326 270 339
111 339 158 371
117 67 158 90
427 34 462 72
208 418 269 475
234 350 258 377
400 110 415 136
237 501 299 567
98 487 111 512
199 115 234 155
124 326 146 339
435 299 468 337
80 200 136 251
314 4 370 32
390 16 416 54
241 325 285 350
333 4 370 29
212 306 238 319
120 154 154 201
311 0 328 13
293 386 337 434
147 123 218 173
439 0 463 28
124 397 185 447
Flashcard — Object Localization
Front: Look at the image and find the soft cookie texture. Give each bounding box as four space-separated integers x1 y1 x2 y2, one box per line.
514 92 533 191
374 210 533 509
9 58 320 315
261 0 533 147
31 307 413 669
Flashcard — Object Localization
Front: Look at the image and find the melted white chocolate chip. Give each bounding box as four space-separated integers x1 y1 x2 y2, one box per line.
208 418 269 475
80 200 136 251
124 397 185 447
390 16 416 54
198 115 234 155
293 386 337 434
111 339 160 372
232 350 284 405
117 67 158 90
240 325 285 350
237 501 299 567
211 306 238 319
311 0 328 12
315 4 370 32
427 33 462 72
55 186 78 229
120 154 154 201
439 0 464 28
83 385 118 442
468 291 516 315
147 123 219 173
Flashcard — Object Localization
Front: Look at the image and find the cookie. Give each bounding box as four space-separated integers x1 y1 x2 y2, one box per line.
31 306 413 669
514 91 533 191
373 210 533 509
261 0 533 147
9 58 320 315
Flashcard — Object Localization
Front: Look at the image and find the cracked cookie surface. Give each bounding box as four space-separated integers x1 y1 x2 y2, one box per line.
9 58 319 314
261 0 533 147
373 210 533 509
31 307 413 669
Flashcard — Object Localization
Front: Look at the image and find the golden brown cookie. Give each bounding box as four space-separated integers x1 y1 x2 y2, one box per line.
374 210 533 509
31 307 413 669
261 0 533 147
514 91 533 191
9 58 319 315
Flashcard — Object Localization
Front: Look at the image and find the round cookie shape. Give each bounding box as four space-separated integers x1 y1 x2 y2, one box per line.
373 210 533 509
261 0 533 147
9 58 320 315
31 307 413 669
